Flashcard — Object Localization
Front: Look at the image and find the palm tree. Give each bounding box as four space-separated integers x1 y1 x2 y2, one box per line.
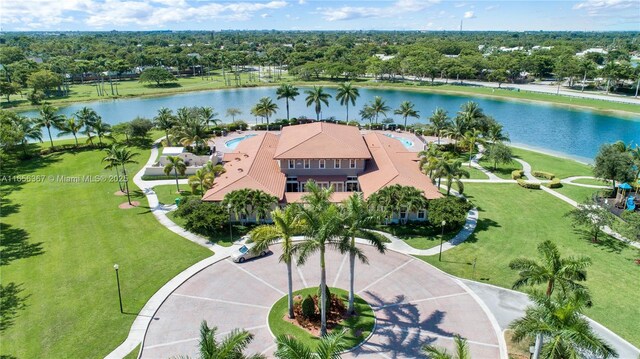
456 101 485 126
274 330 347 359
188 168 215 194
175 117 208 149
75 107 99 146
295 181 343 336
461 129 484 167
509 240 592 299
93 118 111 145
14 116 42 156
57 116 84 147
199 106 220 130
35 104 64 148
222 189 252 225
191 320 266 359
445 115 468 148
102 144 125 193
394 100 420 130
249 190 278 224
486 122 510 144
336 82 359 122
359 104 375 125
510 291 617 359
226 107 242 122
418 143 443 179
104 146 139 205
164 155 187 193
255 97 278 131
423 335 470 359
276 84 299 121
435 159 470 196
369 96 390 124
340 193 385 314
153 107 175 146
250 206 304 319
304 86 332 121
429 108 451 145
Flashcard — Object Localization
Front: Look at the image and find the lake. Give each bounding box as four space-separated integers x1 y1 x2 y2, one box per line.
21 86 640 162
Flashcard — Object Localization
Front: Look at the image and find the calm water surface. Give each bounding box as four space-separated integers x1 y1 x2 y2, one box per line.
22 87 640 162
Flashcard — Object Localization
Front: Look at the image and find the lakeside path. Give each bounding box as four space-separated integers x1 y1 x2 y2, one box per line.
107 139 640 358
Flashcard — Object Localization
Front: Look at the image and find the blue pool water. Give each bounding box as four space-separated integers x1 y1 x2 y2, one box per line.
225 134 257 150
384 133 414 149
18 87 640 161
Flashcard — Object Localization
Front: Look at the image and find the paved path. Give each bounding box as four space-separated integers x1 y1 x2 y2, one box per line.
562 176 611 189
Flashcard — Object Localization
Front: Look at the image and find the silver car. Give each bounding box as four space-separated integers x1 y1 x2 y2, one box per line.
231 242 269 263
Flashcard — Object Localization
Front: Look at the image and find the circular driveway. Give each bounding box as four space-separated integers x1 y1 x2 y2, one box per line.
140 246 502 358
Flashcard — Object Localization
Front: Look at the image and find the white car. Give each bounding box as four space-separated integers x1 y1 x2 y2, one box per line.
231 242 269 263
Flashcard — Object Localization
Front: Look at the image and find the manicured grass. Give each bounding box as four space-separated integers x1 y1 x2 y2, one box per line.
153 185 198 206
511 147 594 179
571 178 612 186
479 158 522 179
268 287 375 351
0 146 212 358
552 185 608 203
376 222 458 250
417 183 640 346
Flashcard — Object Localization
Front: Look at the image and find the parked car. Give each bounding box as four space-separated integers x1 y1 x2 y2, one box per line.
231 242 269 263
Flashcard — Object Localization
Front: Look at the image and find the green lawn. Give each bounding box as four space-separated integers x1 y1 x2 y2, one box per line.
571 178 612 186
377 222 458 250
0 145 212 358
479 158 522 179
511 147 594 179
464 165 490 179
417 183 640 346
268 287 375 351
552 185 609 203
153 185 200 206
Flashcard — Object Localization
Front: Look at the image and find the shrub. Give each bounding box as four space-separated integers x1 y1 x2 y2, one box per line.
427 196 473 231
301 295 315 319
174 198 228 236
317 285 331 313
546 178 562 188
511 170 524 180
533 171 555 180
517 179 541 189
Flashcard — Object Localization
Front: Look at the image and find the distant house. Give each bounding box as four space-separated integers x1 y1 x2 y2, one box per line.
202 122 441 222
576 48 608 57
374 54 396 61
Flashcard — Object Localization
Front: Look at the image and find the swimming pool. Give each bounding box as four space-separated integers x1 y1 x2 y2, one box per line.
225 134 257 150
384 133 414 149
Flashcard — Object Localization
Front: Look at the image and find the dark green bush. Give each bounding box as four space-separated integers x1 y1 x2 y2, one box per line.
546 178 562 188
301 295 315 319
533 171 555 180
174 198 228 236
512 170 524 180
427 196 473 231
517 179 541 189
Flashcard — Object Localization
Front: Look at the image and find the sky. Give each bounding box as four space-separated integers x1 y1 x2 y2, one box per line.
2 0 639 32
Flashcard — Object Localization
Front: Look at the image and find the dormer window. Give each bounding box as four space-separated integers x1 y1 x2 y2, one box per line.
334 159 341 169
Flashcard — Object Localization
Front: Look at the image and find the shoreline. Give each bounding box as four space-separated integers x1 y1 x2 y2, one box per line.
7 80 640 119
509 142 594 165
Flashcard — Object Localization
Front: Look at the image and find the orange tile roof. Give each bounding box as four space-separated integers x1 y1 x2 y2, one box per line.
273 122 371 160
359 133 442 200
283 191 355 204
202 133 285 202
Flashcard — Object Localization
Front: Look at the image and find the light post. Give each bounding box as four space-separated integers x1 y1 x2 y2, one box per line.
227 203 233 242
113 264 123 313
438 220 446 262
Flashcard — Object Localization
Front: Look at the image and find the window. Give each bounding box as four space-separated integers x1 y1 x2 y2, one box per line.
332 182 344 192
286 181 299 192
346 181 359 192
319 159 326 169
288 160 295 169
303 159 310 169
349 159 357 169
417 210 426 220
317 182 330 189
334 159 341 169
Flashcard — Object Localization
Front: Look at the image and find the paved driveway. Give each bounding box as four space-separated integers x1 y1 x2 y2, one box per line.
140 246 502 358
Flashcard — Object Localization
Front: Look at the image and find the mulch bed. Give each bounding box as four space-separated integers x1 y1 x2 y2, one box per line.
283 293 360 337
119 201 140 209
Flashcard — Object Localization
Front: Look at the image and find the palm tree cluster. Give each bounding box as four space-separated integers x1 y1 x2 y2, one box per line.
419 145 469 195
187 161 225 194
0 111 43 156
366 184 428 224
508 240 617 359
252 97 279 131
153 106 219 150
31 104 113 149
102 144 139 205
222 189 280 224
249 182 386 338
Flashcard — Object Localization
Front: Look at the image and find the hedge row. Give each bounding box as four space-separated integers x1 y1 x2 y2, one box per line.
533 171 556 180
546 178 563 188
512 170 524 180
517 179 541 189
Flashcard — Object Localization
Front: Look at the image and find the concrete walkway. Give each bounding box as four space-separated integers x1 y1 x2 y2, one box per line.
562 176 611 189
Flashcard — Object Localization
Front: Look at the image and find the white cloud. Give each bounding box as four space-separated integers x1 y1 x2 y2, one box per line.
261 13 270 18
319 0 439 21
573 0 637 16
485 5 498 11
298 0 306 4
463 11 475 19
454 2 466 8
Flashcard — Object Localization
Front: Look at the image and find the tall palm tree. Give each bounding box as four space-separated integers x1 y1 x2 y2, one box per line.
276 84 299 121
226 107 242 122
295 181 343 336
153 107 175 146
304 86 332 121
336 82 359 122
274 330 347 359
445 115 468 148
102 144 125 193
434 159 470 196
486 122 510 144
461 129 484 167
255 97 279 131
394 100 420 130
188 168 215 194
359 104 375 125
509 240 592 299
75 107 99 146
222 189 252 225
250 206 304 319
418 143 443 179
192 320 266 359
199 106 220 130
57 116 84 147
164 155 187 193
423 335 470 359
340 193 385 314
35 104 64 148
93 118 111 145
510 291 617 359
429 108 451 145
175 117 208 149
104 146 139 205
14 116 42 156
456 101 485 127
369 96 390 125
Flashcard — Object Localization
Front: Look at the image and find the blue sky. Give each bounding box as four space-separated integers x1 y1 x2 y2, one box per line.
3 0 639 31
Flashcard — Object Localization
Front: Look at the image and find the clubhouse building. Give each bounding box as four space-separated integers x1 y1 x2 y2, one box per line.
202 122 441 221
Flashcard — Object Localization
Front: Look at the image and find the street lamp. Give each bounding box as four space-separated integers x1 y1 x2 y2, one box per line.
227 203 233 242
438 220 446 262
113 264 123 313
